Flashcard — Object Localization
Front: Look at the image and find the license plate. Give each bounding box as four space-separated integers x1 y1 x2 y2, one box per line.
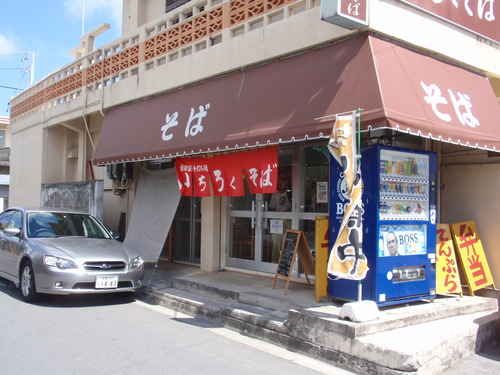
95 276 118 289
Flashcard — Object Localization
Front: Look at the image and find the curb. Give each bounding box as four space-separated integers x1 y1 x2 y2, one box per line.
137 285 383 374
137 281 500 375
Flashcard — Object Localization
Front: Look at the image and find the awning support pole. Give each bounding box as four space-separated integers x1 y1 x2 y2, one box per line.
357 108 362 302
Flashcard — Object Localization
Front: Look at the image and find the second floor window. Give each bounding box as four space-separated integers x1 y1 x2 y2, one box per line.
166 0 191 13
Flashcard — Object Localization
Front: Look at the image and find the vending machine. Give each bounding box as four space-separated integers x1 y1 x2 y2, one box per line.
329 145 437 306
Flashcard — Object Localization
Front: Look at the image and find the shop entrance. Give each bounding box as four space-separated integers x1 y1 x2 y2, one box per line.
161 195 201 264
226 144 329 274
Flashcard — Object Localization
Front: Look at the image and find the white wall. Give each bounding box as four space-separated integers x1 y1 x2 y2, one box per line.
441 164 500 287
370 0 499 77
10 126 44 207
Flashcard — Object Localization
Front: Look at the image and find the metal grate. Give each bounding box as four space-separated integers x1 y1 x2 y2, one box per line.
83 261 126 271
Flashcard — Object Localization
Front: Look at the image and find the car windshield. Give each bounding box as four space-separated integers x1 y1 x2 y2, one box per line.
27 212 111 239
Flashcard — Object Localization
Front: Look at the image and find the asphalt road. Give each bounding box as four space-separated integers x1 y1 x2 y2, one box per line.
440 344 500 374
0 278 353 375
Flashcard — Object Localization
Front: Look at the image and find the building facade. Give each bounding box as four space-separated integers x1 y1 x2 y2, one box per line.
9 0 500 290
0 116 10 211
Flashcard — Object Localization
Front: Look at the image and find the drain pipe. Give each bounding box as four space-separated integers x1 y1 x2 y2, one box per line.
99 47 106 119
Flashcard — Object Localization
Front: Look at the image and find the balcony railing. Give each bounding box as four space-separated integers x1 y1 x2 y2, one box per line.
10 0 313 121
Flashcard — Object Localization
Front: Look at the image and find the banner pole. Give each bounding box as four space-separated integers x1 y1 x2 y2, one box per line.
357 108 362 302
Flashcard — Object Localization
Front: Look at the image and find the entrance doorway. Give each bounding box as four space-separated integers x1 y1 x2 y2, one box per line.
161 195 201 264
226 144 329 274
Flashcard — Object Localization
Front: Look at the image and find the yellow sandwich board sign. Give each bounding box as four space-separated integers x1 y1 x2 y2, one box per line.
436 224 462 296
450 221 495 296
315 216 329 302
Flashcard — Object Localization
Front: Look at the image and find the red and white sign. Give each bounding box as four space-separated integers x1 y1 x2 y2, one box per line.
176 147 278 197
322 0 369 29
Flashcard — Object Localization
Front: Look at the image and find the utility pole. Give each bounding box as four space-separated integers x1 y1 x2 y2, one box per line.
29 52 35 87
82 0 85 35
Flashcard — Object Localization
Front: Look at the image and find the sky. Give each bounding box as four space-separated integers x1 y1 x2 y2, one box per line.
0 0 123 117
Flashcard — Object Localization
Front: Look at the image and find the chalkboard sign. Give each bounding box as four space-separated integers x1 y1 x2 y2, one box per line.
273 230 315 294
277 231 299 277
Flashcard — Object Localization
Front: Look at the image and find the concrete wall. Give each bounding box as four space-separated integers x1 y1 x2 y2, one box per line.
43 126 67 183
441 164 500 287
122 0 169 35
40 180 104 222
9 125 43 207
201 196 221 272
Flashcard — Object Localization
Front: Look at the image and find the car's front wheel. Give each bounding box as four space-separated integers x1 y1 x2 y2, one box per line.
19 261 40 302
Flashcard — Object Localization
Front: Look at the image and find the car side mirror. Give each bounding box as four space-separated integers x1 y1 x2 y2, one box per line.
109 230 120 240
4 227 21 237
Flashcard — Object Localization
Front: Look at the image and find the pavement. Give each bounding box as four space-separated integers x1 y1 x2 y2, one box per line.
137 261 500 375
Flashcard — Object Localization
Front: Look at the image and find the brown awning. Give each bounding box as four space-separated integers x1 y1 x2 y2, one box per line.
93 34 500 165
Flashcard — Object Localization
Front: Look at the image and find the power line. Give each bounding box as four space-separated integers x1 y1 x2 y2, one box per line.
0 53 28 57
0 85 19 90
0 51 34 92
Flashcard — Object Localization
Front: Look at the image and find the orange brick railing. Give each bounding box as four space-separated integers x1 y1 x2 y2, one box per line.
10 0 303 121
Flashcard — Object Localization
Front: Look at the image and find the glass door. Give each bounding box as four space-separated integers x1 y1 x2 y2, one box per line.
226 144 330 274
298 145 331 258
227 152 294 273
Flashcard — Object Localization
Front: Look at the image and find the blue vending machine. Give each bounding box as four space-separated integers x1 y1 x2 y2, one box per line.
329 145 437 306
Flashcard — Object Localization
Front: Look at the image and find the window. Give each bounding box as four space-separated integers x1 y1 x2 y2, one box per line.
0 211 14 230
27 212 111 239
166 0 191 13
0 210 21 231
11 211 22 229
302 145 330 213
0 130 5 147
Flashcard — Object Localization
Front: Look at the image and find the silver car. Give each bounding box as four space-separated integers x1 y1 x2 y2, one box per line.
0 207 145 302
